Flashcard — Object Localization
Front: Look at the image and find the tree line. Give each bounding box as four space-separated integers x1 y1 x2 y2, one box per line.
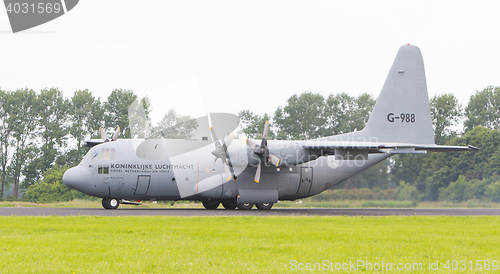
3 86 500 203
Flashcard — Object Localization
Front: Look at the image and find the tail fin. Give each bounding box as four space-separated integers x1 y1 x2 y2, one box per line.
361 45 434 145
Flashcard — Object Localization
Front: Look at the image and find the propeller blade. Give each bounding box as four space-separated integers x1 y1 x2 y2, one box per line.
254 164 262 183
246 139 259 150
209 126 235 180
99 127 108 141
263 120 269 140
206 157 218 173
112 126 120 141
145 121 150 139
210 127 219 143
224 133 234 147
223 162 232 182
269 154 280 166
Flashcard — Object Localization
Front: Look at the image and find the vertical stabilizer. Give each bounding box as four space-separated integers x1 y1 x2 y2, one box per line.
361 45 434 145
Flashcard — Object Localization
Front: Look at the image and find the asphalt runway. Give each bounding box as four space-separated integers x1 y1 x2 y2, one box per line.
0 207 499 216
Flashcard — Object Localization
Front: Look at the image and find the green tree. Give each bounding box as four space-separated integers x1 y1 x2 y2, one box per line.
430 93 463 144
485 181 500 202
238 110 275 139
0 90 13 198
438 175 470 202
67 89 104 165
416 126 498 200
341 160 391 190
0 90 15 199
24 88 69 185
464 86 500 132
104 89 138 138
24 165 73 203
391 93 462 197
390 154 428 187
128 97 152 138
324 92 375 135
274 92 327 140
397 181 418 201
151 109 198 139
438 175 494 202
7 89 38 199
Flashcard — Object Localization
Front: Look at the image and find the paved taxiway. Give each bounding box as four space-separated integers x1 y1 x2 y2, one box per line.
0 207 499 216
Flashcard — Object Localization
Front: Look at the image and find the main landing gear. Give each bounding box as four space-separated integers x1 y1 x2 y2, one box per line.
202 200 220 210
255 203 273 210
102 197 120 209
201 200 274 210
221 201 237 210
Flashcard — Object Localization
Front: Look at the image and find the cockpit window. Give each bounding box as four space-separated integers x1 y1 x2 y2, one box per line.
88 147 117 164
100 148 116 160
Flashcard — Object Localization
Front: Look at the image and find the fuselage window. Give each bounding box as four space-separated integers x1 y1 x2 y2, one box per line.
98 165 109 174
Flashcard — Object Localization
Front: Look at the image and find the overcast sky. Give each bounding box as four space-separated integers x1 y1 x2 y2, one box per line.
1 1 499 124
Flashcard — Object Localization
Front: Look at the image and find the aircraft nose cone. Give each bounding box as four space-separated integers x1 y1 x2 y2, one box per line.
63 166 91 193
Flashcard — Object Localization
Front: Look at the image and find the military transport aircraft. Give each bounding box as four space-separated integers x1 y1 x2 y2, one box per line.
63 45 477 210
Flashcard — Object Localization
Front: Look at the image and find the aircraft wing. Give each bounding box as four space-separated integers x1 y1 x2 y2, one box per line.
301 140 478 153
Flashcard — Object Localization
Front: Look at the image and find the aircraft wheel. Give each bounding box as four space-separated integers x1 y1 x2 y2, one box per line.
256 203 274 210
102 197 120 210
222 201 237 210
237 203 254 210
202 200 220 210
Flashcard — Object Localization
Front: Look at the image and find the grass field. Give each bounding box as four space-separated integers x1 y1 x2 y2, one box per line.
2 199 500 209
1 216 499 273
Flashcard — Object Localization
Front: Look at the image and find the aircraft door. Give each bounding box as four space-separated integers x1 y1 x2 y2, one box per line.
134 175 151 195
297 167 313 195
91 165 110 197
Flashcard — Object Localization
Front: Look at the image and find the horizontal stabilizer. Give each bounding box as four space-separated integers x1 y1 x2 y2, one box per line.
82 139 104 148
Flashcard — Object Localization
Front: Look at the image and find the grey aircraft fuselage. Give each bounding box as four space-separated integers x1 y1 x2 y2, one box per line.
65 138 390 203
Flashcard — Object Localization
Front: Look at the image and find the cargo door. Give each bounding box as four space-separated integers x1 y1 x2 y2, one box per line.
134 175 151 195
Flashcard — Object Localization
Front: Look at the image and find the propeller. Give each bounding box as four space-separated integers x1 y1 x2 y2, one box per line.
246 121 280 183
99 126 120 142
206 127 234 182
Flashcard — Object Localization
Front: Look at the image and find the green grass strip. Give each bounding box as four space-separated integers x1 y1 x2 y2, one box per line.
0 216 499 273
